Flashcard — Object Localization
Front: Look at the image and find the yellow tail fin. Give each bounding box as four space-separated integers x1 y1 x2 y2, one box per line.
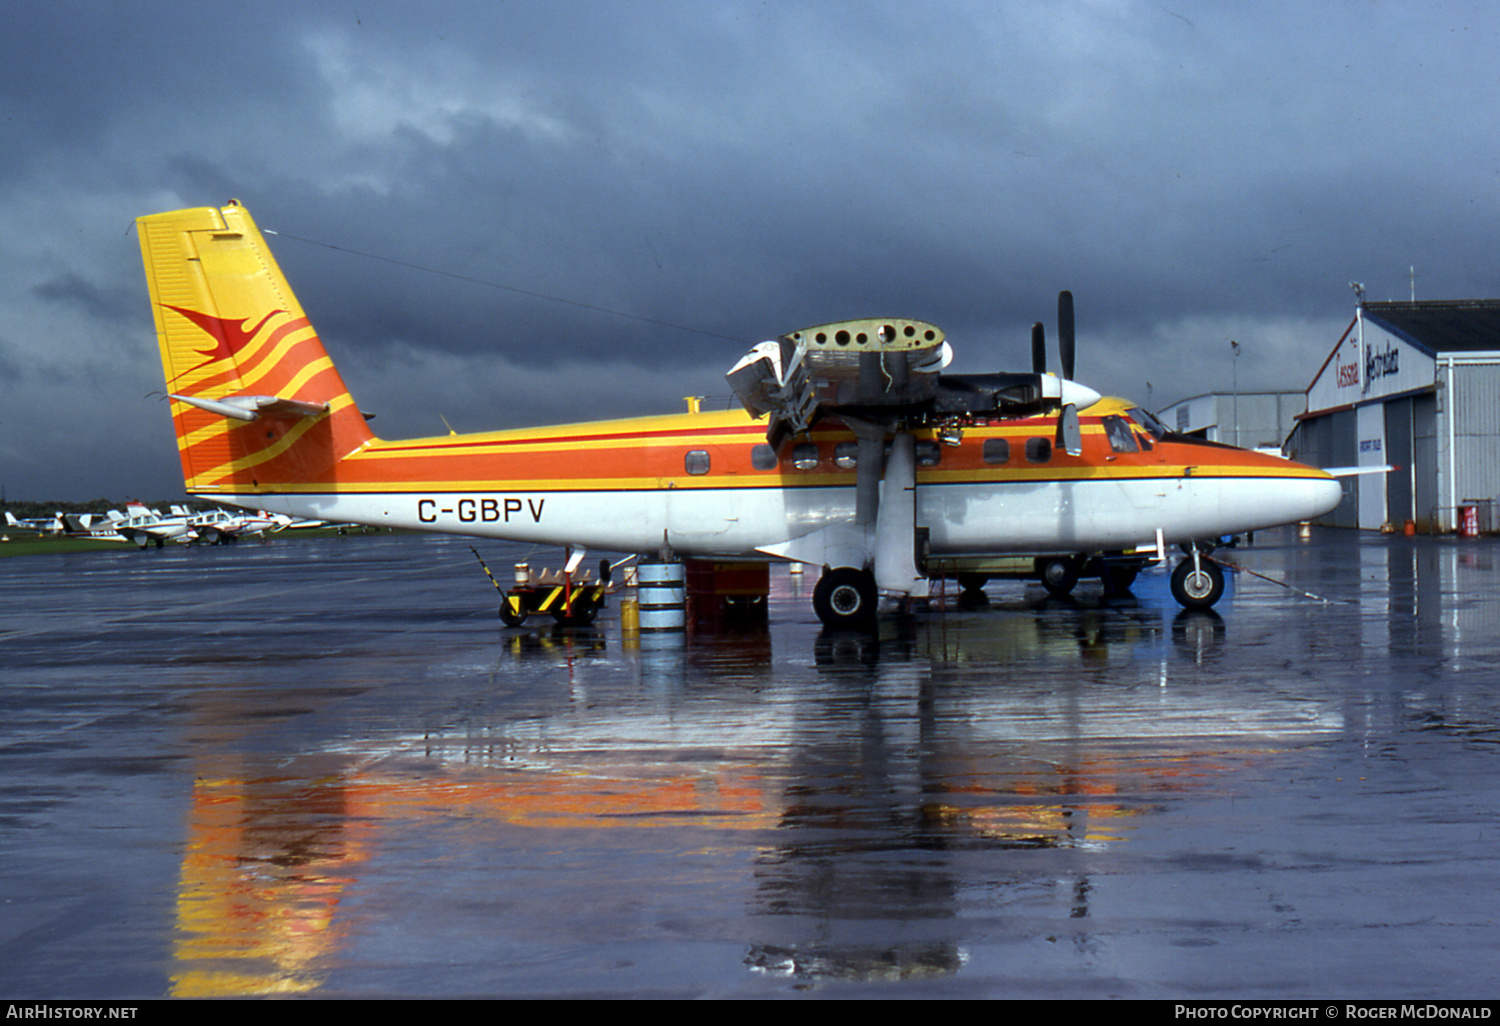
137 202 374 494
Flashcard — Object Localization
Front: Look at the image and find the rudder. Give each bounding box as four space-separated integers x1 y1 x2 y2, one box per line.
138 202 374 495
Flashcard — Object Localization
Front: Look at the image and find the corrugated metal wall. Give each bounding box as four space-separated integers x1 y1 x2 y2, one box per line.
1453 364 1500 516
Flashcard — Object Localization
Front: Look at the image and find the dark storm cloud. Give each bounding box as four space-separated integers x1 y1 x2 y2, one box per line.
32 272 136 323
2 0 1498 498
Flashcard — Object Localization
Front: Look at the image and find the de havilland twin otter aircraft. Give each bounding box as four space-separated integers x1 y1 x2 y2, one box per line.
136 201 1343 627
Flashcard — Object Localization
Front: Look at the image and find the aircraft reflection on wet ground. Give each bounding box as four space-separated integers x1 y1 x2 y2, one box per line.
2 526 1499 998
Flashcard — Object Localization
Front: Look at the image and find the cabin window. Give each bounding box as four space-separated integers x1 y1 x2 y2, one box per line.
684 449 711 475
982 437 1010 465
916 440 942 467
751 444 777 470
834 441 859 469
1103 415 1140 453
790 443 820 470
1025 437 1052 463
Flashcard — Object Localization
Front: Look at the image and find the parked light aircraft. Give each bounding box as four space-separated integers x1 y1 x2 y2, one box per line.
0 509 126 542
2 510 126 539
203 509 294 543
113 503 198 548
63 510 129 541
137 202 1343 626
5 512 65 535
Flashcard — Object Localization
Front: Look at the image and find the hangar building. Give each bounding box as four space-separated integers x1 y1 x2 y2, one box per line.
1157 391 1304 452
1287 299 1500 533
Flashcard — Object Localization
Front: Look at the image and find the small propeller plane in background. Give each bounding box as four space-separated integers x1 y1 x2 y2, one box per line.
112 502 198 548
5 510 129 540
136 202 1342 627
188 508 292 544
5 512 66 535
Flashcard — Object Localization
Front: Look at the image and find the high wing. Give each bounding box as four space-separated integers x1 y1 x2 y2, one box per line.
727 315 1098 443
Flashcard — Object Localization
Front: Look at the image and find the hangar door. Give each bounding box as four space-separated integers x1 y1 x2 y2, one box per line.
1383 394 1438 531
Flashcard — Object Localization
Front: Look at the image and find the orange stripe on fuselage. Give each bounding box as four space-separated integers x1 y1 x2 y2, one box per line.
187 402 1328 496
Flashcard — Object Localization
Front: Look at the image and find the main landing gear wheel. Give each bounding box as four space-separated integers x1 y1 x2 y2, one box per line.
956 573 989 594
956 573 990 609
1038 556 1081 598
813 567 877 628
1170 556 1225 610
1098 560 1140 596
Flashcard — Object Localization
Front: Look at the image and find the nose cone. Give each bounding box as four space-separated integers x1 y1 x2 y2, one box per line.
1286 465 1345 523
1224 449 1346 531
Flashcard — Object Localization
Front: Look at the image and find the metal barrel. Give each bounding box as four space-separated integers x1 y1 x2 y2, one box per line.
636 560 686 631
620 597 641 633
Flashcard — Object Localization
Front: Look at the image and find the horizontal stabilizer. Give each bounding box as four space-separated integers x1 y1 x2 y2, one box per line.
170 393 330 422
1322 465 1397 477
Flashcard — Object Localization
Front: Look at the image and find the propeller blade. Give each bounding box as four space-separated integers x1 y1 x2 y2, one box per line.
1056 403 1083 456
1031 322 1046 374
1058 290 1076 381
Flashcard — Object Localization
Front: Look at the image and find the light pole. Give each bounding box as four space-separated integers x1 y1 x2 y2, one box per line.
1230 339 1240 448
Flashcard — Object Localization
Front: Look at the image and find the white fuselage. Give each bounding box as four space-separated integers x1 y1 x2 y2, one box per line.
222 469 1342 561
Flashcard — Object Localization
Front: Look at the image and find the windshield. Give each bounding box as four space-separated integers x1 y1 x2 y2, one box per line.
1126 407 1168 440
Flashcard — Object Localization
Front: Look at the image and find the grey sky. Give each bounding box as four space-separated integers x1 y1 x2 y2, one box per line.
2 0 1495 499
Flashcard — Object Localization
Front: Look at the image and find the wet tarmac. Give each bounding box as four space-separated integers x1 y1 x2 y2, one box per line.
1 525 1498 999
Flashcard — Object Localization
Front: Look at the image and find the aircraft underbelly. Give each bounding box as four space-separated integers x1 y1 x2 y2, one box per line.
922 475 1323 553
225 489 813 556
922 478 1168 553
221 472 1331 561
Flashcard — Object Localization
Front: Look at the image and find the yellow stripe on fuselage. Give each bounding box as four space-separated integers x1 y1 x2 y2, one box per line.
194 460 1327 496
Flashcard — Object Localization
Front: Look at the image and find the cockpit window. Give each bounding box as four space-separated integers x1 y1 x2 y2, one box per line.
1126 407 1167 440
1102 415 1140 453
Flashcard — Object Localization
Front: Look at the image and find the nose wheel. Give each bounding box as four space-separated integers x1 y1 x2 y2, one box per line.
1170 554 1225 609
